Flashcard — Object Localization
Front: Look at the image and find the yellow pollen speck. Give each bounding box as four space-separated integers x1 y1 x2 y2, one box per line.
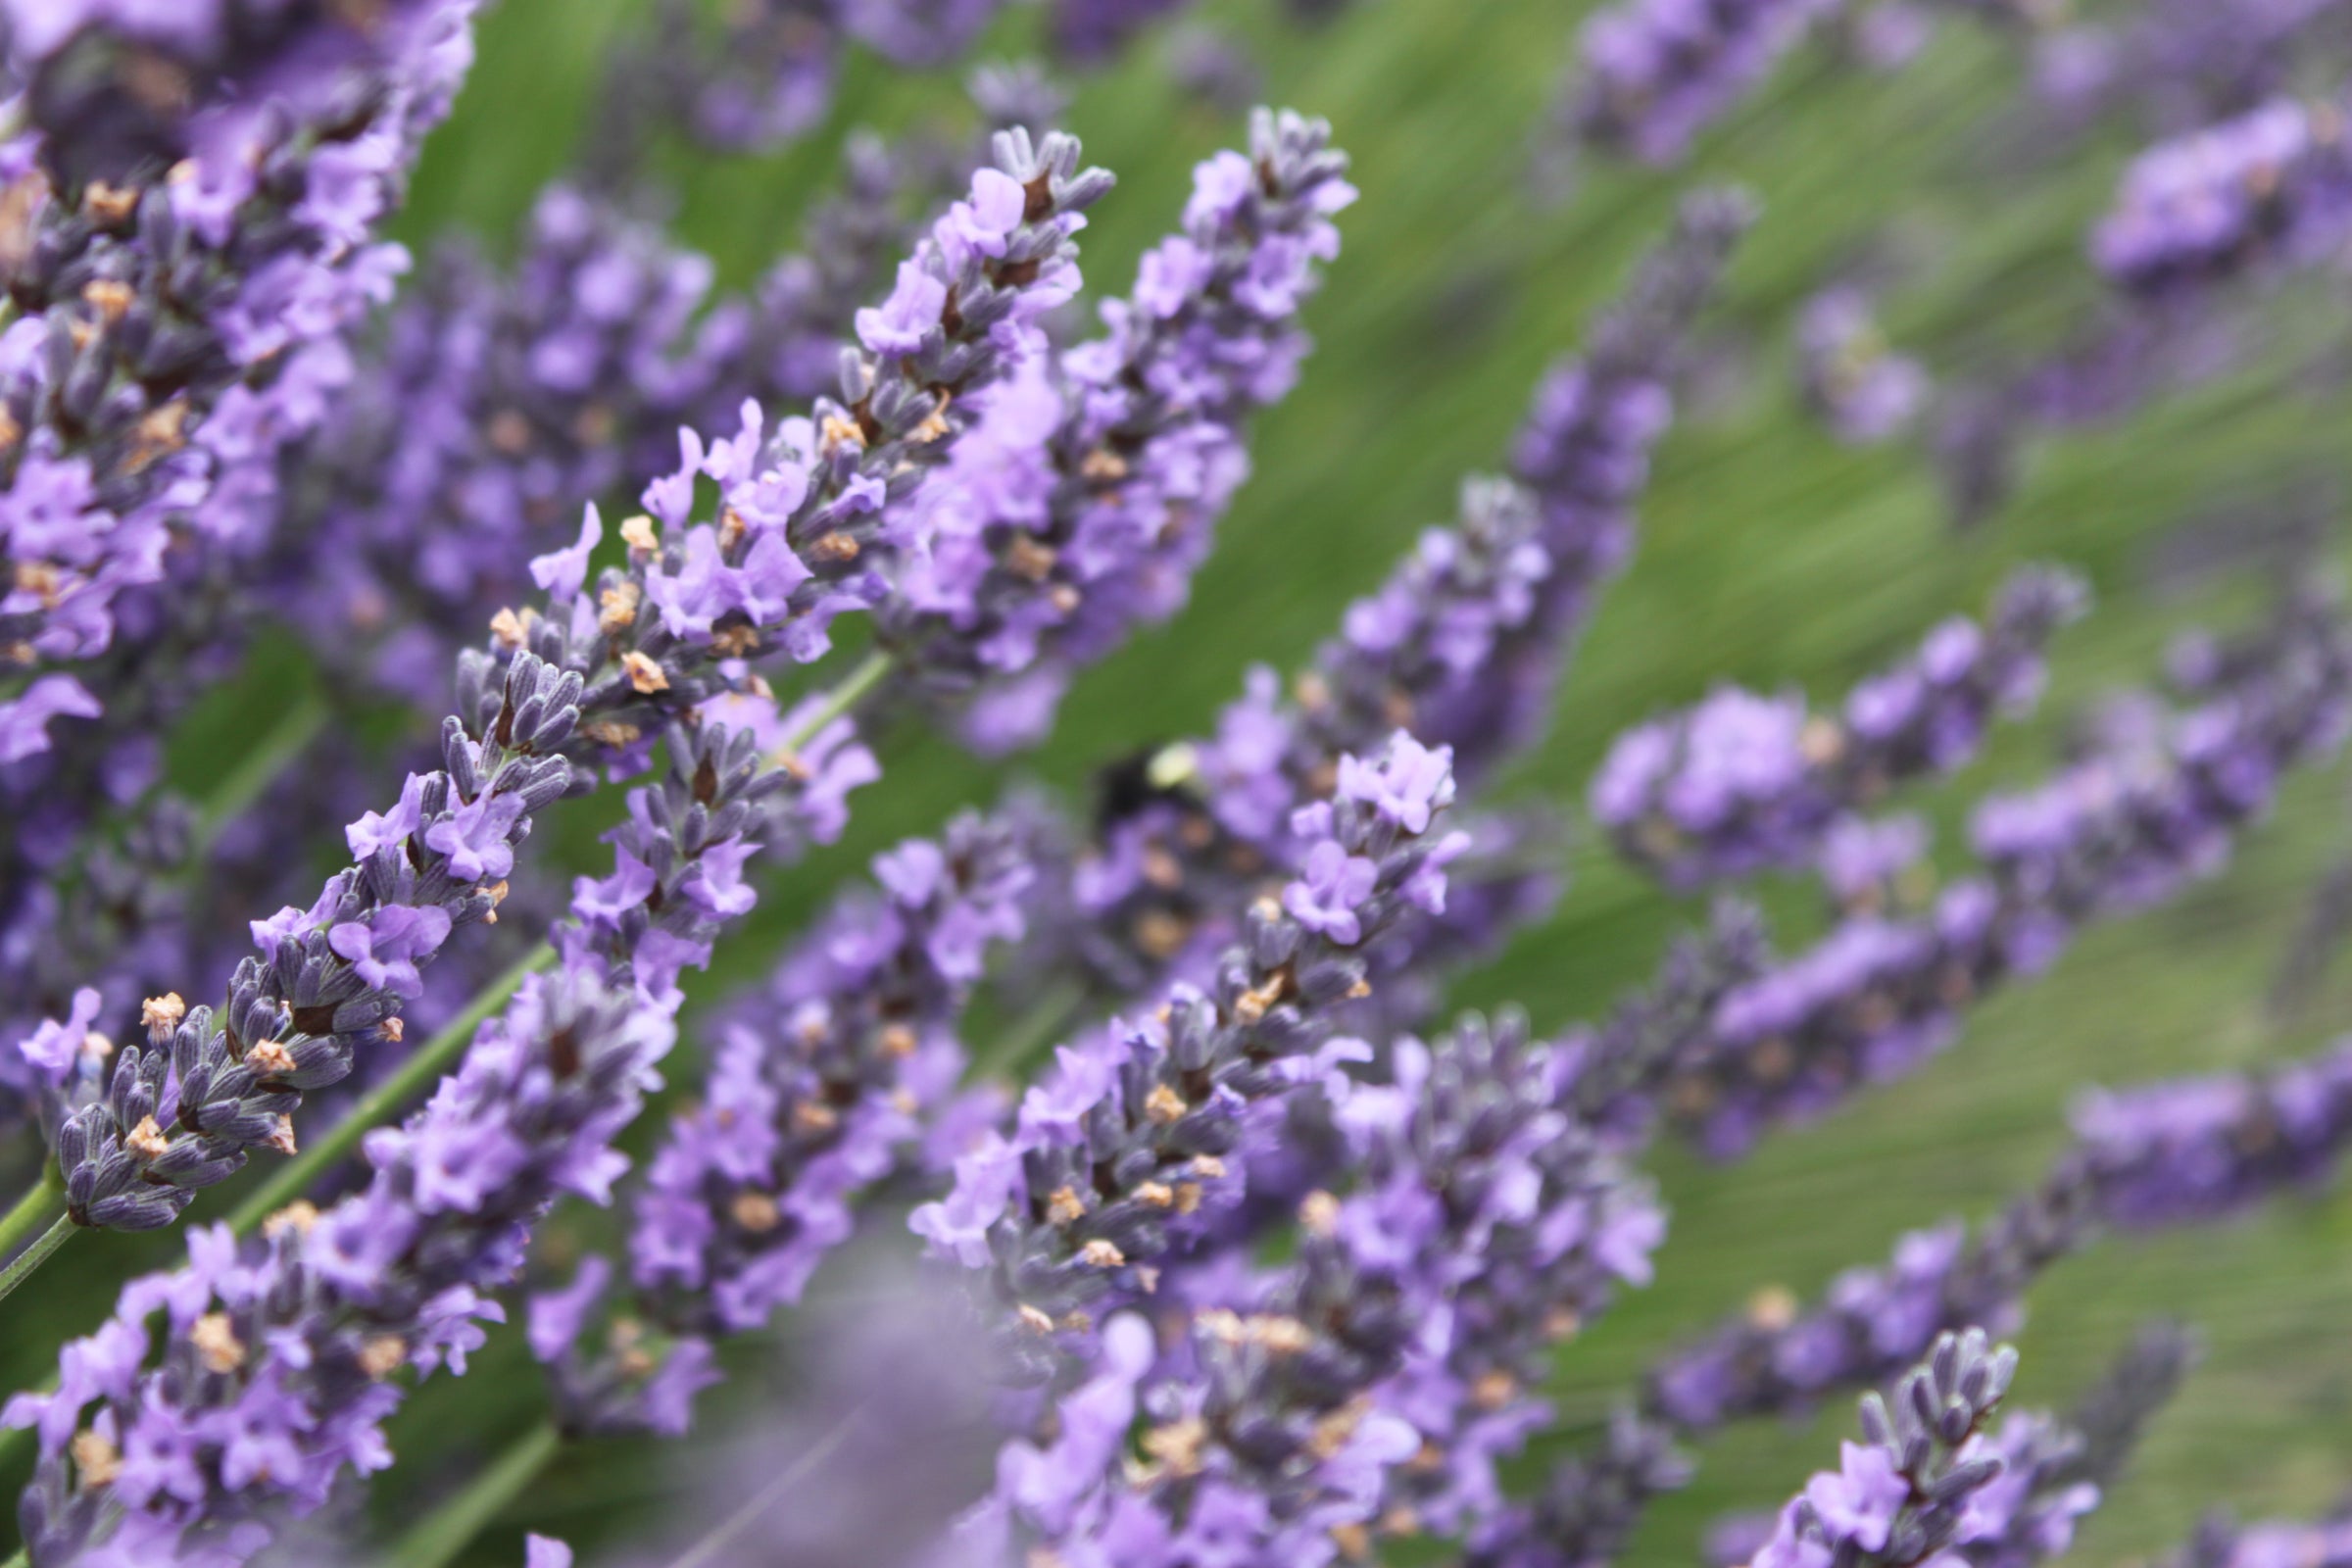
125 1114 169 1160
730 1191 781 1233
80 278 133 323
1145 1084 1187 1124
247 1039 298 1076
489 606 533 650
264 1201 319 1240
599 580 641 633
622 651 669 694
71 1430 120 1488
358 1336 408 1379
141 993 186 1038
620 514 660 557
1298 1190 1340 1237
192 1312 246 1373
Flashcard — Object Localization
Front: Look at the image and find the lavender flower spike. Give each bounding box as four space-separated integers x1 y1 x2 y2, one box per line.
1562 0 1841 166
1592 566 2086 890
1647 1041 2352 1434
2091 92 2352 300
913 729 1468 1381
535 808 1042 1436
6 711 826 1564
1405 188 1751 781
1751 1331 2032 1568
881 109 1356 756
0 0 478 761
40 649 585 1232
26 128 1107 1231
1798 285 1932 446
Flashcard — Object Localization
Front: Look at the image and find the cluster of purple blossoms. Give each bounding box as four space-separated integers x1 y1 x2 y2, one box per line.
2033 0 2352 136
1798 284 1932 445
0 0 474 765
879 107 1356 754
1592 567 2084 891
2091 91 2352 301
1649 1037 2352 1434
1562 0 1843 166
531 807 1040 1435
7 698 818 1563
1639 589 2352 1157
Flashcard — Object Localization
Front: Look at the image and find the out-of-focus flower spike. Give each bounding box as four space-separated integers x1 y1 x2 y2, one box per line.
0 0 478 764
1649 1040 2352 1432
2092 91 2352 301
1654 591 2352 1157
1592 566 2086 890
1798 284 1932 446
1557 0 1843 167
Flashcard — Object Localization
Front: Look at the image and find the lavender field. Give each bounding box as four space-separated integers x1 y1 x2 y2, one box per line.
3 0 2351 1564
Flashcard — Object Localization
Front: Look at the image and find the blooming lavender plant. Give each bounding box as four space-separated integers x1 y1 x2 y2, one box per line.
1592 567 2084 890
879 108 1356 754
1559 0 1842 166
5 703 818 1563
3 4 2351 1563
2092 92 2352 300
1649 591 2352 1155
0 0 475 764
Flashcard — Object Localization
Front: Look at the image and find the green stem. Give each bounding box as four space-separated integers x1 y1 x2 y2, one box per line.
191 686 331 862
0 1214 77 1308
226 943 552 1238
782 648 892 751
0 1168 63 1263
381 1419 560 1568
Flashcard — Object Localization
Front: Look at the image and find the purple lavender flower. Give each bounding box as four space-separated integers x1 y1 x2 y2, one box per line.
956 1007 1663 1564
0 0 477 760
1047 0 1196 62
276 182 744 708
1798 285 1932 445
1404 189 1751 778
2165 1510 2352 1568
1648 1037 2351 1434
2092 93 2352 300
626 0 1006 156
533 810 1040 1436
1746 1331 2022 1568
22 131 1107 1233
913 730 1467 1380
1592 568 2084 890
880 110 1356 755
1562 0 1842 165
1642 594 2352 1156
7 707 828 1562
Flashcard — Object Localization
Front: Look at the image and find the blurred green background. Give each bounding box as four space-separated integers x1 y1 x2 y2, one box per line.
18 0 2352 1560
